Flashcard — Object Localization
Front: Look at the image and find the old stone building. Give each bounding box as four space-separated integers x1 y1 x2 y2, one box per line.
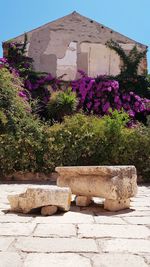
4 12 147 80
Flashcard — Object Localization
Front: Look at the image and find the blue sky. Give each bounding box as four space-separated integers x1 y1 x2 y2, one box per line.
0 0 149 72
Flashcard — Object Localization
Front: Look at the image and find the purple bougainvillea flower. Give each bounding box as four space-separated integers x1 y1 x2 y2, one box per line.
123 103 130 110
134 101 139 107
122 94 131 102
0 57 7 63
19 91 26 97
87 102 92 109
107 86 112 92
129 91 134 96
18 91 28 101
139 104 146 112
128 110 135 117
78 70 87 76
134 95 141 101
114 96 120 103
25 80 33 90
102 102 110 112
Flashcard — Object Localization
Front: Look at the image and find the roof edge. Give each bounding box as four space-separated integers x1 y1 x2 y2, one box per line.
3 11 148 49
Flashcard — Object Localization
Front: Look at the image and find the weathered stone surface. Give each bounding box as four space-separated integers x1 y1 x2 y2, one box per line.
15 237 98 253
99 238 150 253
0 222 35 236
41 205 58 216
24 253 91 267
33 223 76 237
104 198 130 211
0 183 150 266
0 252 22 267
34 211 94 224
78 224 150 239
94 216 126 224
8 185 71 213
92 254 148 267
124 216 150 225
0 237 14 251
76 196 91 207
0 214 32 223
56 166 137 210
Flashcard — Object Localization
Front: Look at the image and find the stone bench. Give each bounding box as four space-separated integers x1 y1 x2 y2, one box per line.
8 185 71 215
56 166 138 211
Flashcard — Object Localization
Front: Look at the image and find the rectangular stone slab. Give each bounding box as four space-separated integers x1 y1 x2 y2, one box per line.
8 185 71 213
56 166 137 200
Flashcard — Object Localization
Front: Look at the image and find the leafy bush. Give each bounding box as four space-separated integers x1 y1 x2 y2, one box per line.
0 68 31 134
44 111 150 181
0 101 149 181
46 87 78 123
0 68 47 175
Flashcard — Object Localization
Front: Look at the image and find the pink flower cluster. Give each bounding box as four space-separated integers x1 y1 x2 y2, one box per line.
71 71 150 119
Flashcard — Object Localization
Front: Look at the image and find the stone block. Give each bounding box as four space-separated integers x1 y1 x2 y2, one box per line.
104 198 130 211
33 223 76 237
92 254 148 267
0 237 14 251
24 253 91 267
78 224 150 239
41 206 58 216
56 166 137 200
99 238 150 253
0 252 22 267
8 185 71 213
56 166 137 211
75 196 91 207
15 237 98 253
0 222 35 236
34 211 94 224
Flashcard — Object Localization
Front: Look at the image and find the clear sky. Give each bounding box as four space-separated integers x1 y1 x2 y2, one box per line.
0 0 149 72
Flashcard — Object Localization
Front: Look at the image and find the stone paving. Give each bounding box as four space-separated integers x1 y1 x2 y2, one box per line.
0 182 150 267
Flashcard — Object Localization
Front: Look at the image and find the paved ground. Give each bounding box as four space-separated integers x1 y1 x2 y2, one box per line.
0 182 150 267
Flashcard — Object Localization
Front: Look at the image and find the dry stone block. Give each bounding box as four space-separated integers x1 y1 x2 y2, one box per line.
56 166 137 211
41 205 58 216
104 198 130 211
8 185 71 213
75 196 91 207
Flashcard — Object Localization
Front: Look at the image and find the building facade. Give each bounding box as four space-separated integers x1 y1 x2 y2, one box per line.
3 12 148 80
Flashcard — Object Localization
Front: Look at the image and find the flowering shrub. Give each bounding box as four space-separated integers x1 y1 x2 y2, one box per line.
0 68 32 134
1 35 150 124
71 71 150 123
0 68 46 175
1 37 59 113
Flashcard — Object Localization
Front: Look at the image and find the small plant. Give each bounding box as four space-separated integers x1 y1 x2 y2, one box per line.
46 87 78 123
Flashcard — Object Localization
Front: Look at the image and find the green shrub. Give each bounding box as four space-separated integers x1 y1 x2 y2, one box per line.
119 126 150 182
46 87 78 123
0 68 30 134
0 71 149 185
44 111 150 182
0 68 47 175
46 113 106 166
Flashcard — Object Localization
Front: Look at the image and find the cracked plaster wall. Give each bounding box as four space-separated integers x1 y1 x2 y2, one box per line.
7 12 147 80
